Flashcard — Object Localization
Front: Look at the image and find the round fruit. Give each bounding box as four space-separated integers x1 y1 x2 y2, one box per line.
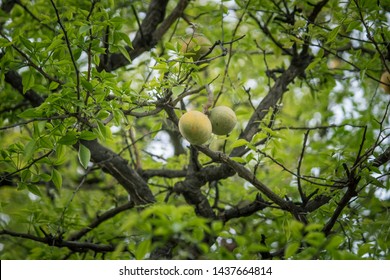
209 106 237 135
178 110 212 145
380 71 390 94
180 35 211 60
327 58 341 70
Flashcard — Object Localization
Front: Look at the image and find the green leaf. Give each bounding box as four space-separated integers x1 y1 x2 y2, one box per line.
358 243 372 257
231 139 249 148
118 45 131 63
49 81 60 90
368 175 386 188
117 32 132 48
135 239 151 260
303 231 325 247
326 26 340 43
230 157 246 163
23 139 36 162
0 38 13 47
27 184 42 197
58 131 78 145
306 58 321 71
46 37 64 52
93 54 100 66
79 131 97 141
78 144 91 169
284 241 301 259
325 235 344 251
20 36 33 51
18 108 42 119
51 168 62 189
96 120 107 140
81 78 94 92
172 85 185 95
22 70 35 94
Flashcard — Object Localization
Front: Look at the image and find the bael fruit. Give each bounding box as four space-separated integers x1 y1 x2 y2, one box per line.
178 110 212 145
327 58 342 70
209 106 237 135
180 35 211 60
380 71 390 94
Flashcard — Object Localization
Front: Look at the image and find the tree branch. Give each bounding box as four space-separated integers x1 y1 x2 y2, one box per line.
196 145 298 214
68 201 135 241
49 0 81 102
4 70 45 107
0 229 115 253
373 146 390 167
322 176 360 236
219 193 271 222
100 0 190 72
2 59 155 206
230 52 313 157
79 140 155 205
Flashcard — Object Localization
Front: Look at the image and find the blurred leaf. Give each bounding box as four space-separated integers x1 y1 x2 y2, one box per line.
78 144 91 169
51 168 62 190
27 184 42 197
136 239 151 260
23 139 36 162
118 45 131 63
285 241 301 259
79 131 97 141
231 139 249 148
22 71 35 94
58 131 78 145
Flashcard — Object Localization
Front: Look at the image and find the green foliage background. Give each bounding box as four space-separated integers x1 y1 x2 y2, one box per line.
0 0 389 259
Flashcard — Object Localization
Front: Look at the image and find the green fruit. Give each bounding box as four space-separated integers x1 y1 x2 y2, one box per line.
178 110 212 145
180 35 211 60
380 71 390 94
209 106 237 135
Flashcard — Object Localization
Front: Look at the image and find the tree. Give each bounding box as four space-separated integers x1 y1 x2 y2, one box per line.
0 0 389 260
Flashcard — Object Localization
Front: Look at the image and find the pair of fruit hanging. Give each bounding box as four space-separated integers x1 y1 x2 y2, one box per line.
177 34 237 145
178 106 237 145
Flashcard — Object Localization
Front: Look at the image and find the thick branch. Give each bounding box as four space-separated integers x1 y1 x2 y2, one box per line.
322 176 360 236
80 140 155 205
229 1 330 158
2 66 155 206
100 0 189 72
196 145 298 214
231 53 313 157
373 146 390 167
4 70 45 107
219 193 270 222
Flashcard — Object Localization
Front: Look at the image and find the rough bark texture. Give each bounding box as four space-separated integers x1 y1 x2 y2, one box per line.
80 140 155 204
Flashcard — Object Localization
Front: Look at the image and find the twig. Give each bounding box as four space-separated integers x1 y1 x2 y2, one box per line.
0 151 53 183
214 1 249 105
297 130 309 203
257 149 337 188
68 201 135 241
352 125 368 169
129 127 142 169
353 0 389 73
0 229 114 253
84 0 98 106
50 0 81 103
0 115 71 131
15 1 56 32
131 4 144 42
56 165 94 236
0 31 63 85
